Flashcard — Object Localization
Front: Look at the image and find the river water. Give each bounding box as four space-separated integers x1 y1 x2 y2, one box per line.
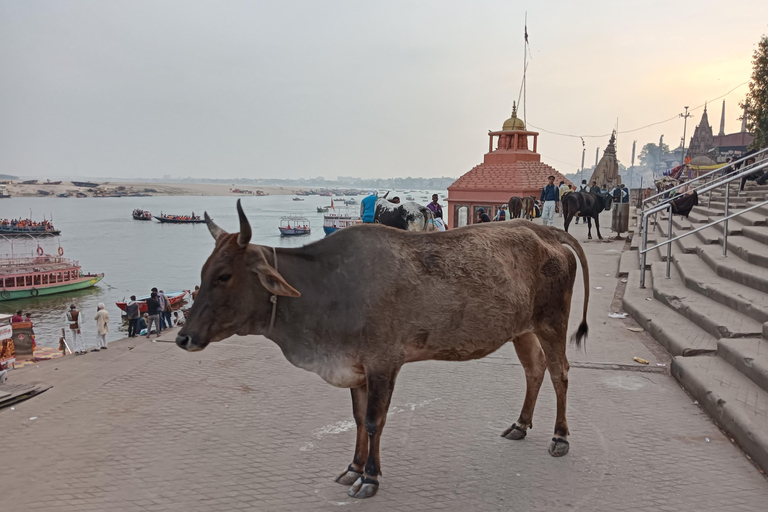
1 193 404 348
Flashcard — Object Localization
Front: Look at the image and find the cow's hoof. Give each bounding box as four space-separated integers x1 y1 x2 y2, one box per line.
335 466 363 485
348 476 378 499
501 423 527 440
548 437 570 457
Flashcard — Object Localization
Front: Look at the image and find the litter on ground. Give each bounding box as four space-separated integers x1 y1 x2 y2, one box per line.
608 313 628 319
633 357 649 365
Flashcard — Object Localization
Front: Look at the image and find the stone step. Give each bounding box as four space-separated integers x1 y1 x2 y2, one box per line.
743 225 768 245
674 253 768 324
651 262 764 339
618 250 639 276
622 269 718 356
671 355 768 472
717 233 768 269
698 245 768 294
718 338 768 394
729 209 768 226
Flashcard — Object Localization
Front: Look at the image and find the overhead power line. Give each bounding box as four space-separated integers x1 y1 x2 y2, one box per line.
527 82 749 139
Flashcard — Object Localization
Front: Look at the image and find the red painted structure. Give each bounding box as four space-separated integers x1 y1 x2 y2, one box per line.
447 107 571 228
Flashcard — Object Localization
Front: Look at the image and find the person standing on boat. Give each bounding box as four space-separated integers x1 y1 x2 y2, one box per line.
66 304 85 355
126 296 140 338
93 303 109 351
145 293 161 339
360 190 377 223
11 310 22 323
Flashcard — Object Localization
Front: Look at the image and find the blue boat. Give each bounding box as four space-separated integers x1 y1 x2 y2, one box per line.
323 213 361 236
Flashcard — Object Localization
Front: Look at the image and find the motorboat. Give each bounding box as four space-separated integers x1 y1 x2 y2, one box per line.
278 216 311 236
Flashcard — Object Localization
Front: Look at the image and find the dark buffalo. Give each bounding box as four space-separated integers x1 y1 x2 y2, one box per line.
374 199 435 231
177 201 590 500
508 196 523 219
562 191 613 239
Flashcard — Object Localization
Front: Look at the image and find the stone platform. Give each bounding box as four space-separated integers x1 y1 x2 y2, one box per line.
1 212 766 511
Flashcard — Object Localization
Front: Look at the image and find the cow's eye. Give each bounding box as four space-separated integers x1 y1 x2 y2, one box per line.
218 274 231 283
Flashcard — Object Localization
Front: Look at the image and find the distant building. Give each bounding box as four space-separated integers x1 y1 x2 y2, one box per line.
446 103 570 228
686 104 716 164
712 101 754 162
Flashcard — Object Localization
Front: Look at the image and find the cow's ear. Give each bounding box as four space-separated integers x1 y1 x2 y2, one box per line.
254 262 301 297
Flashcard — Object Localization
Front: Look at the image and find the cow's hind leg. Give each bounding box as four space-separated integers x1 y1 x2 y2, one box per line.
595 214 603 240
535 326 571 457
335 385 367 485
347 367 400 499
502 332 547 441
586 217 593 239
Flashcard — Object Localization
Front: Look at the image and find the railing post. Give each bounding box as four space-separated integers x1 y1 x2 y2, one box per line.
666 205 673 278
723 182 729 257
640 213 648 288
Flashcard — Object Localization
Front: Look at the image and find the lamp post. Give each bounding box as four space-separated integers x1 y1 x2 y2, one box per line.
579 137 585 184
630 140 636 188
679 106 692 165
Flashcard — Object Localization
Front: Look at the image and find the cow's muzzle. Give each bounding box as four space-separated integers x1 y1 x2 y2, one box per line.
176 334 205 352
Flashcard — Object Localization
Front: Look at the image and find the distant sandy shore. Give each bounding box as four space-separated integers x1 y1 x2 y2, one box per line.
3 181 311 198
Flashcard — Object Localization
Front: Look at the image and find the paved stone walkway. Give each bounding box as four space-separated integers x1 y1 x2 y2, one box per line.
1 214 766 511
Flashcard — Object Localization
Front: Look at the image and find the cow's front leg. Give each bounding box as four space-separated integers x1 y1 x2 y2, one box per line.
595 214 603 240
348 367 399 499
335 385 367 485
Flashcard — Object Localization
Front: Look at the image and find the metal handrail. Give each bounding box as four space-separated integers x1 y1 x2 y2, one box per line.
642 159 768 218
641 147 768 208
638 157 768 288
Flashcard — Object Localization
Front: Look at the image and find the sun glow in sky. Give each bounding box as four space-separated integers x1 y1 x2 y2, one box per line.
1 0 766 180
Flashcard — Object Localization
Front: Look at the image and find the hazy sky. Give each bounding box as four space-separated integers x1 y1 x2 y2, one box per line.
1 1 767 180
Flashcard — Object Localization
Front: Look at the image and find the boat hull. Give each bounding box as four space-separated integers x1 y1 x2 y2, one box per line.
115 291 187 313
0 274 104 301
153 217 205 224
279 227 310 236
323 226 340 235
132 215 152 221
0 229 61 237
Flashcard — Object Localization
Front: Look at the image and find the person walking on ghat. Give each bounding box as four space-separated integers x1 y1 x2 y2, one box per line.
159 289 172 329
93 303 109 351
427 194 442 217
145 292 161 340
126 295 140 338
360 190 378 223
152 287 170 331
66 304 85 355
589 180 601 195
539 175 560 227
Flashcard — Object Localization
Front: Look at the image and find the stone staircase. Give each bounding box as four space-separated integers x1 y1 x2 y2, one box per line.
623 182 768 470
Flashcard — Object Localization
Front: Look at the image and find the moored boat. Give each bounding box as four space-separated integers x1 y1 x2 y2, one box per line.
71 181 99 188
0 219 60 237
132 209 152 220
278 216 311 236
323 211 362 235
0 243 104 301
154 214 205 224
292 197 305 201
317 206 330 213
115 291 187 313
21 180 38 185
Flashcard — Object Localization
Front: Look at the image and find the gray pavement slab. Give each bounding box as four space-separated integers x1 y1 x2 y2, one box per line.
1 212 766 511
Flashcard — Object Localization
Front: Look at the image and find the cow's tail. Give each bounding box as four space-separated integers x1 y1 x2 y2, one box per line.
554 230 589 349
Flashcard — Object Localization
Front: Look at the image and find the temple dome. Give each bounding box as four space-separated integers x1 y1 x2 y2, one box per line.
502 103 525 131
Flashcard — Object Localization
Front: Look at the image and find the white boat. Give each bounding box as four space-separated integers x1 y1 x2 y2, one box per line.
278 216 311 236
323 211 361 235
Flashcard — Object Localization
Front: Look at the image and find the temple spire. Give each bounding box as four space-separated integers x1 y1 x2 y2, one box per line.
719 100 726 136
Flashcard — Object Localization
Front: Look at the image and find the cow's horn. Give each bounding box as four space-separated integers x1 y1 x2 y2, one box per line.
237 199 252 247
205 212 227 240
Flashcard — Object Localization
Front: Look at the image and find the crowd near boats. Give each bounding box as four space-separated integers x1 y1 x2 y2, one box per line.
0 218 60 237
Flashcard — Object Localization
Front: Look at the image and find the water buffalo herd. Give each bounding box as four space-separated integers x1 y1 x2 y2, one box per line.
178 200 591 500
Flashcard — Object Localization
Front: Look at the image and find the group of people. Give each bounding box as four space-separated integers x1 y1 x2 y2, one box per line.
123 287 185 339
11 310 33 325
361 191 447 231
0 218 56 232
63 303 110 355
159 212 200 221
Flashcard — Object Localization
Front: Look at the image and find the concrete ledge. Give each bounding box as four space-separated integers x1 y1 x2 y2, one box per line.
716 234 768 270
742 225 768 245
699 247 768 295
717 338 768 393
672 355 768 472
618 251 639 277
651 262 764 339
623 270 717 356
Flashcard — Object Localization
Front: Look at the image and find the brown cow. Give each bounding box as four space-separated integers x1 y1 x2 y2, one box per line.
508 196 523 219
521 196 536 220
177 200 590 500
